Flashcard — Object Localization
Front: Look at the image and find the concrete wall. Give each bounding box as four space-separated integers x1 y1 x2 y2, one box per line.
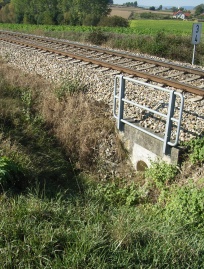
118 120 180 171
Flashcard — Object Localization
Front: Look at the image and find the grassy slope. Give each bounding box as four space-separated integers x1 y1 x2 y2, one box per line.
0 53 204 268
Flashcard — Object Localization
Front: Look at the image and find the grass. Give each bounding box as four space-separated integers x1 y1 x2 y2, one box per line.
1 183 204 268
0 20 201 36
130 19 197 35
0 56 203 268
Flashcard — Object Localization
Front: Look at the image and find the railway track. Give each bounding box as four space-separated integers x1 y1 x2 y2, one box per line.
0 30 203 142
1 30 204 97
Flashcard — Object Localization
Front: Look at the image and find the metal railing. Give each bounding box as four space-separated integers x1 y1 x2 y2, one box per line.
113 75 184 154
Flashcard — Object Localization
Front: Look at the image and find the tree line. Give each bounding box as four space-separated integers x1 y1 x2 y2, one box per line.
0 0 113 25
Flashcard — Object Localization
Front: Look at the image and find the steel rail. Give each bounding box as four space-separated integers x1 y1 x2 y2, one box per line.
2 30 204 77
1 34 204 96
33 37 204 77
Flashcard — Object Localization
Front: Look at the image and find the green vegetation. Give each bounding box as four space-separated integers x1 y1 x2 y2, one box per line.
98 15 129 27
0 156 24 192
145 160 178 189
123 1 138 7
1 0 203 27
1 182 204 269
195 4 204 16
0 53 203 268
0 20 201 35
139 12 171 20
130 20 199 35
0 0 111 26
86 28 108 45
186 136 204 164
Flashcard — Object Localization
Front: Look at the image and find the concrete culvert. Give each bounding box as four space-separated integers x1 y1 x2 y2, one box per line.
136 160 148 171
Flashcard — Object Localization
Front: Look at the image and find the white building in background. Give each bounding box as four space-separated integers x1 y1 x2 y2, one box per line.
173 10 191 20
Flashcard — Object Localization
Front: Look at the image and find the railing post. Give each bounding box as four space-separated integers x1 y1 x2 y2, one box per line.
118 75 125 130
163 90 176 154
113 76 118 119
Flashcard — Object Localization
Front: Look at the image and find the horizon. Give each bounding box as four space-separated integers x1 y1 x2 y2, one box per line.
113 0 202 7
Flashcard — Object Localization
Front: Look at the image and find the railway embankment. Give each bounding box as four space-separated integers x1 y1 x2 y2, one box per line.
0 40 203 141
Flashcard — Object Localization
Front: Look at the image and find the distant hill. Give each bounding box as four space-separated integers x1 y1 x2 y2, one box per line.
140 6 195 10
114 5 195 11
163 6 195 10
110 5 196 19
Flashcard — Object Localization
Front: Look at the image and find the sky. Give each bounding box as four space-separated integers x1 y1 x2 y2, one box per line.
113 0 203 7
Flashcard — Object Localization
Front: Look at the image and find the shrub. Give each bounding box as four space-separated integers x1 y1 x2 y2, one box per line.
186 136 204 164
145 160 178 188
0 156 25 192
86 28 107 45
82 14 101 26
55 80 87 100
161 183 204 228
92 180 147 206
98 16 129 27
140 12 158 19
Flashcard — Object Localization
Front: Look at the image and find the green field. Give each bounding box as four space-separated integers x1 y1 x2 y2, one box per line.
130 20 200 35
1 20 202 36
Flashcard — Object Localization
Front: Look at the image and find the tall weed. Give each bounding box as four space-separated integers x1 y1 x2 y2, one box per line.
187 136 204 164
0 156 25 192
145 160 178 189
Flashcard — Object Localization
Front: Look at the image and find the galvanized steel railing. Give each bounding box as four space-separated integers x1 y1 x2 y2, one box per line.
113 75 184 154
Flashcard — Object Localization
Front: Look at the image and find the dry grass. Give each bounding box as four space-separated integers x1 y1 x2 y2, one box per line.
0 58 131 179
0 59 49 91
2 57 201 184
39 85 130 178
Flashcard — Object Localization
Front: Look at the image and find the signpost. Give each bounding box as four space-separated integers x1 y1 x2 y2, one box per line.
191 23 202 65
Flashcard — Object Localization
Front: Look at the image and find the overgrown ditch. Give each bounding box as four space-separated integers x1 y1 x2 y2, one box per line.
0 57 204 269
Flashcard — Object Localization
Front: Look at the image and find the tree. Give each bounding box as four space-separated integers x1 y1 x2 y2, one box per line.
1 0 111 25
194 4 204 16
0 0 10 9
71 0 111 25
157 5 162 10
149 6 155 11
172 7 178 12
124 2 137 7
0 2 15 22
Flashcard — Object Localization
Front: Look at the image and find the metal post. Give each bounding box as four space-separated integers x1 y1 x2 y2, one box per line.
192 44 196 65
118 75 125 130
163 90 176 154
113 76 118 119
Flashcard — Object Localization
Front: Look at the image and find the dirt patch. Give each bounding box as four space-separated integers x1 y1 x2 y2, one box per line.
110 6 172 18
110 9 132 19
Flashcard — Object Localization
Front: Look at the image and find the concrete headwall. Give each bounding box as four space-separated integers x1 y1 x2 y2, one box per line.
119 121 180 171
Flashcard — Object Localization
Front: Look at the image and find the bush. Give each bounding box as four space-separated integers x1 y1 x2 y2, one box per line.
187 136 204 164
86 28 107 45
140 12 157 19
0 156 25 192
98 16 129 27
82 14 101 26
161 183 204 228
55 80 87 100
92 180 146 206
145 160 178 189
